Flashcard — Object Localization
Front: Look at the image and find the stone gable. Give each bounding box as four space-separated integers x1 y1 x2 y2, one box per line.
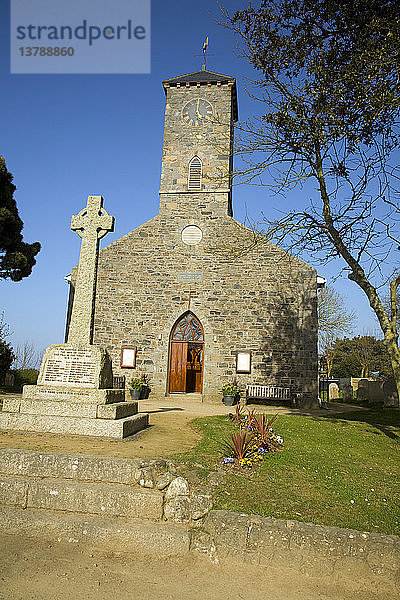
67 69 318 406
91 211 318 404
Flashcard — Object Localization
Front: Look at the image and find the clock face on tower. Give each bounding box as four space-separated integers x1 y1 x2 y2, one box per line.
182 98 214 127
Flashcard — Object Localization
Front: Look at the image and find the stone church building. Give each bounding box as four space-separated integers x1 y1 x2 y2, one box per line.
68 69 318 406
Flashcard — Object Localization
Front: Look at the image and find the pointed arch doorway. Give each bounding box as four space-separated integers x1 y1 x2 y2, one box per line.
168 312 204 394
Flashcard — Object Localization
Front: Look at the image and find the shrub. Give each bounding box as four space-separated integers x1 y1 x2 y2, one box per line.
221 382 239 396
233 402 245 425
223 411 284 468
0 340 14 384
12 368 39 390
129 376 146 390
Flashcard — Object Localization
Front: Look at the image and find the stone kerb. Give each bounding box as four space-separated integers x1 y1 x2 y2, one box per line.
195 510 400 593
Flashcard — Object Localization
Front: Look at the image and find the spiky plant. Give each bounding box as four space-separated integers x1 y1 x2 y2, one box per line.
252 413 279 443
233 402 245 425
221 426 254 461
246 408 256 428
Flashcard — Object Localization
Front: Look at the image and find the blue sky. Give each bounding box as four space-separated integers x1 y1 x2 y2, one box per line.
1 0 382 355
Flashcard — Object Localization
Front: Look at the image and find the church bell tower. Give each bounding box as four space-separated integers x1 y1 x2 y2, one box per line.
159 70 238 218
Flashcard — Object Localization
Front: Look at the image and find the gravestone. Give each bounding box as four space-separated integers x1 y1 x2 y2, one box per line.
329 382 340 401
383 379 399 408
0 196 148 439
340 378 353 403
357 379 369 402
366 381 385 405
4 372 14 387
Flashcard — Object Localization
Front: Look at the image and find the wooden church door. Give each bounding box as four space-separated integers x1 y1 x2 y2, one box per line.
169 342 188 392
169 312 204 394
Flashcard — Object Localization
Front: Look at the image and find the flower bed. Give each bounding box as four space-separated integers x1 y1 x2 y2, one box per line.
222 404 284 468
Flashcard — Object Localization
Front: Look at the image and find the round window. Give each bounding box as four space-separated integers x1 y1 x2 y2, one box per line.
181 225 203 245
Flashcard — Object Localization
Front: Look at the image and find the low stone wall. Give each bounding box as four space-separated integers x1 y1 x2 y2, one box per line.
0 505 190 557
0 449 398 593
0 448 212 525
195 510 400 594
0 448 213 557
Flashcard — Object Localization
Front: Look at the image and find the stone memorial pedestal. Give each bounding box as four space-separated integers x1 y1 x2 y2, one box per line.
0 196 149 440
0 344 148 439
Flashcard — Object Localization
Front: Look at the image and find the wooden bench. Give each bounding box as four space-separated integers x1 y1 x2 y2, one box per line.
245 384 295 407
113 375 126 389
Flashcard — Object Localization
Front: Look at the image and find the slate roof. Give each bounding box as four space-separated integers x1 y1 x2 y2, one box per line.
162 70 238 121
162 69 235 85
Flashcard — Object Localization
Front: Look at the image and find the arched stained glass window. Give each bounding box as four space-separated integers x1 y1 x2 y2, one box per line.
188 156 202 190
172 312 204 341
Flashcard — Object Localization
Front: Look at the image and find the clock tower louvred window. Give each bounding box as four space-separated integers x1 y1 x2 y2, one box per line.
188 156 202 190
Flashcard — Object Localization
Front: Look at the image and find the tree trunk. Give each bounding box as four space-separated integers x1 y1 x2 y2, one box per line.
326 352 334 377
313 151 400 407
383 328 400 402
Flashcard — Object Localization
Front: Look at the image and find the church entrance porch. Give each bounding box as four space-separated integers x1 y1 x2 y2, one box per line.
168 312 204 394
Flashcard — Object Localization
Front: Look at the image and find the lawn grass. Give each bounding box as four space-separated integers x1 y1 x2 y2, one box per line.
173 408 400 536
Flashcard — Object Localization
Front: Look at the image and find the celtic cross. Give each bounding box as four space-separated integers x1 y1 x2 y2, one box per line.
67 195 114 345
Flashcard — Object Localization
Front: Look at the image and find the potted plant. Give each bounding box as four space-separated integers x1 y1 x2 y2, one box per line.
140 374 151 399
221 382 240 406
129 376 146 400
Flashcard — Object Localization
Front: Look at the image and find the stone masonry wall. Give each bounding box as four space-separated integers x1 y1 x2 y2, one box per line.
92 211 318 405
159 83 234 216
77 76 318 405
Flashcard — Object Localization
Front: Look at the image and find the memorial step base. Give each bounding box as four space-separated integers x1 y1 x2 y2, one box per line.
2 397 139 420
0 412 149 440
23 385 125 405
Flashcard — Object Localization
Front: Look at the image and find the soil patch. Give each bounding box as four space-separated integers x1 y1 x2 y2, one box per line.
0 533 379 600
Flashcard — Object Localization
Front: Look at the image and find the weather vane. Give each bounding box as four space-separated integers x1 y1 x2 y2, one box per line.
202 36 208 70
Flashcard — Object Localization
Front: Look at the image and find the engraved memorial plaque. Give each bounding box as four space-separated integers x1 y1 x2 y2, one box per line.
42 347 97 387
178 271 203 283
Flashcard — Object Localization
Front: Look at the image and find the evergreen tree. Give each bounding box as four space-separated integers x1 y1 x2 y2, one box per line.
0 156 40 281
0 339 14 385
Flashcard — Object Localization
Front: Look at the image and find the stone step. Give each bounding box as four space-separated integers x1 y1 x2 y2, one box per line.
166 393 203 401
2 398 138 420
23 385 125 405
0 411 148 439
0 474 163 520
97 401 138 419
0 505 189 557
0 448 143 484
